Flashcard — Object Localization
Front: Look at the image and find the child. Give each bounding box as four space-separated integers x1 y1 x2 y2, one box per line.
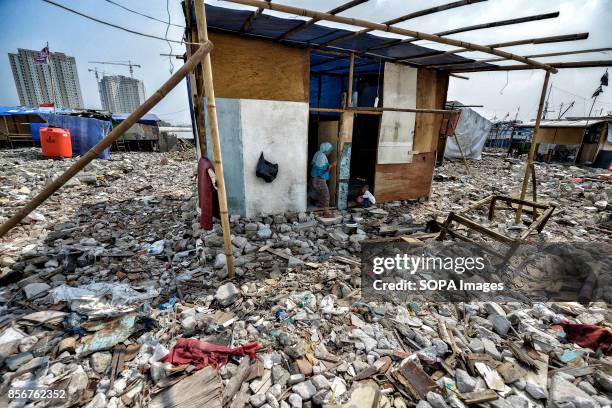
356 184 376 208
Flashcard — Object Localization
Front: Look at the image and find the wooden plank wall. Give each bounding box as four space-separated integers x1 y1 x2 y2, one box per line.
536 127 583 145
374 68 449 202
209 32 309 102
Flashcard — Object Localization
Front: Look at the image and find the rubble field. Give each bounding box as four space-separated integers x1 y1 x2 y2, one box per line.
0 147 611 408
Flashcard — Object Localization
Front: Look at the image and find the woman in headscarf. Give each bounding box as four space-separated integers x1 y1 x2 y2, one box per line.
310 142 336 212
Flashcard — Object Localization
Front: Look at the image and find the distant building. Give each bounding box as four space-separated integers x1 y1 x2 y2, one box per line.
9 48 84 109
98 75 145 113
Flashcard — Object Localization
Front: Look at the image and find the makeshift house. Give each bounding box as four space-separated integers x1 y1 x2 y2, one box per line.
523 117 612 168
194 4 501 217
0 106 68 147
443 103 492 160
487 121 533 149
111 113 161 151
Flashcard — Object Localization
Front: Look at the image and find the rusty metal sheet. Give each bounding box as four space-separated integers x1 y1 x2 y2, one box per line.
78 313 136 354
394 360 440 400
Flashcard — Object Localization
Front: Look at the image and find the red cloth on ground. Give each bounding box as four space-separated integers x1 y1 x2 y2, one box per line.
197 158 219 230
162 338 261 369
559 321 612 356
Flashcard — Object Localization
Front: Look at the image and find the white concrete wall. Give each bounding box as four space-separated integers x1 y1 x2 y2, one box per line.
240 99 308 217
378 63 418 164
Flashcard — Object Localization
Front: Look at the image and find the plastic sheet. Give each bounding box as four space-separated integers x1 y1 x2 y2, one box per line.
445 107 492 160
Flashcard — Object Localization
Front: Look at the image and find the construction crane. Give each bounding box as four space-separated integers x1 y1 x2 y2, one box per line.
87 67 109 82
87 60 141 77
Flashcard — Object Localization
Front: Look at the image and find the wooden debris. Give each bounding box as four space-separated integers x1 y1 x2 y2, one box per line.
222 356 252 406
149 366 222 408
461 389 498 404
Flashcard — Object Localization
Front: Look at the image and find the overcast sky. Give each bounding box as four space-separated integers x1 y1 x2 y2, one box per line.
0 0 610 124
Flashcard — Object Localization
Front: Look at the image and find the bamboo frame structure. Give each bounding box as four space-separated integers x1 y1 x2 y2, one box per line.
368 11 560 52
398 33 589 63
0 41 215 238
318 0 486 48
428 47 612 69
222 0 557 72
196 0 236 278
448 60 612 72
515 70 551 223
278 0 368 40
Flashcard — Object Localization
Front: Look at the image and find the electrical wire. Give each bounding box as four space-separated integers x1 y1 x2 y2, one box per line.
105 0 184 28
40 0 194 45
165 0 175 74
499 70 509 94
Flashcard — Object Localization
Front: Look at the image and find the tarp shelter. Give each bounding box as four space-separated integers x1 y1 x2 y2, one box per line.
37 113 112 160
444 106 492 160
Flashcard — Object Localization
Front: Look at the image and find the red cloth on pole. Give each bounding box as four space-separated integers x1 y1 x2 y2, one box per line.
559 322 612 356
162 338 261 369
198 158 219 230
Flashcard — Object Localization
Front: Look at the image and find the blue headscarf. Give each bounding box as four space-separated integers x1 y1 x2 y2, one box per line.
311 142 333 180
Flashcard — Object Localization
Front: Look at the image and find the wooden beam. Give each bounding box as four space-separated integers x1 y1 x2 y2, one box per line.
515 70 550 223
196 1 235 278
448 60 612 72
278 0 368 40
0 41 214 238
368 11 560 52
239 0 271 33
318 0 487 48
399 33 589 63
222 0 558 72
310 107 455 115
347 53 355 107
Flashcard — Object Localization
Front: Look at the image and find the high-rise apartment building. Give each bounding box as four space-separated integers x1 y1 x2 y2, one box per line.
9 48 84 109
98 75 145 113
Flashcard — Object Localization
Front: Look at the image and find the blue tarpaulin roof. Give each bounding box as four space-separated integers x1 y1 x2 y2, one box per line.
202 4 492 74
112 113 159 125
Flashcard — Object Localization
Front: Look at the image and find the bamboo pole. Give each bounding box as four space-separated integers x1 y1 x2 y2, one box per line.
398 33 589 63
184 0 208 159
0 41 214 239
319 0 487 48
429 47 612 69
196 0 235 278
279 0 368 40
369 11 560 51
448 60 612 73
515 70 550 224
310 107 455 115
347 53 355 108
222 0 557 72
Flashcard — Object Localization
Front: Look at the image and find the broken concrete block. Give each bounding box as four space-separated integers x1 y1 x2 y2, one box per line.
215 282 241 307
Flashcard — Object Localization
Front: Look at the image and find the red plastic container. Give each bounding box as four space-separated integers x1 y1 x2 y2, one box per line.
40 127 72 158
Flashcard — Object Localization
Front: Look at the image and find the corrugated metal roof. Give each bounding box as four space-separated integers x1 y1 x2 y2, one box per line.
523 119 611 128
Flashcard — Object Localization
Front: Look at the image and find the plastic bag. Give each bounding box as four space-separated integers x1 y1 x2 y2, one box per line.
256 152 278 183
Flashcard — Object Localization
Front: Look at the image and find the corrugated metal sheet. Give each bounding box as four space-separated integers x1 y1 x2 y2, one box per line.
523 119 610 128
